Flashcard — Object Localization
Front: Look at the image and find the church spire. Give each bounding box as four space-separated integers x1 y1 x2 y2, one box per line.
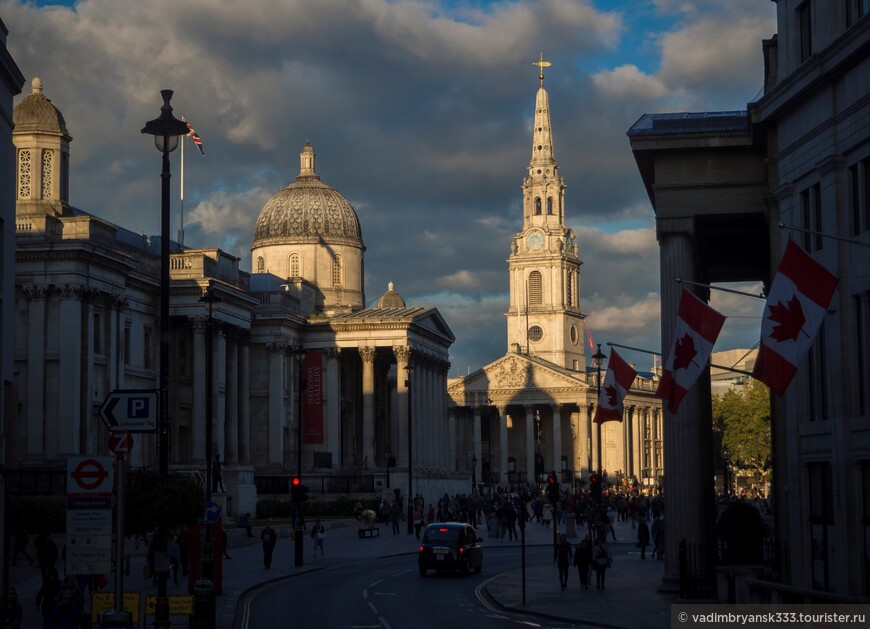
529 54 557 175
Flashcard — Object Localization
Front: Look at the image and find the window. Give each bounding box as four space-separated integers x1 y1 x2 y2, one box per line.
332 254 342 286
809 462 833 592
800 183 823 251
256 257 265 273
93 311 102 354
528 271 542 305
798 1 813 62
41 150 53 199
547 197 553 215
534 197 542 215
144 326 153 370
289 253 301 277
123 324 131 366
857 293 870 416
528 325 544 342
17 149 30 199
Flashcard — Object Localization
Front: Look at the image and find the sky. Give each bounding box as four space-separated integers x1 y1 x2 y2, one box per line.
3 0 776 377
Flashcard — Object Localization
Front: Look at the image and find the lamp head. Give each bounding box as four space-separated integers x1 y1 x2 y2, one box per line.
591 343 607 367
141 89 189 153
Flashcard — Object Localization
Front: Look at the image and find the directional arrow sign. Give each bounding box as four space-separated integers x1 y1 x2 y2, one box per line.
99 389 159 433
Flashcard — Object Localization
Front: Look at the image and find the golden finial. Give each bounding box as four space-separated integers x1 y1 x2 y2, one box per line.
533 52 551 86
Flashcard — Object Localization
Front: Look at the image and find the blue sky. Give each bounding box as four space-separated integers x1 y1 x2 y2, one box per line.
4 0 776 375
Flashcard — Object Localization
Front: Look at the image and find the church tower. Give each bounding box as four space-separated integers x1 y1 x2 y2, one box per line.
505 57 586 370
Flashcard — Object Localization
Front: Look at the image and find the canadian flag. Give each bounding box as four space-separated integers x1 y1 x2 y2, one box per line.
656 289 726 413
752 240 837 395
594 349 637 424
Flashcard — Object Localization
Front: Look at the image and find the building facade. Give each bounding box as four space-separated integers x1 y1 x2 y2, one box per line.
629 1 870 600
449 65 664 492
10 79 459 517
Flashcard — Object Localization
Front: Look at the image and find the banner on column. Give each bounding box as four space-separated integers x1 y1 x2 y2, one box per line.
303 350 324 443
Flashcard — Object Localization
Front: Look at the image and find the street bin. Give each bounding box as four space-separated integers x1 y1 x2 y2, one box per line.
565 513 577 538
98 609 133 629
190 579 216 629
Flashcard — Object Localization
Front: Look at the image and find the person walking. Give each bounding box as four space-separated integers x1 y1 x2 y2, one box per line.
0 587 23 629
592 537 612 590
390 502 402 535
34 533 58 581
413 507 423 539
311 519 325 558
573 534 593 590
555 533 572 590
36 568 61 629
637 516 650 560
11 529 33 567
651 515 665 560
212 454 225 492
260 521 277 569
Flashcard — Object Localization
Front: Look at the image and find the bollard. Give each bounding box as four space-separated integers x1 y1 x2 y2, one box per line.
98 609 133 629
190 578 216 629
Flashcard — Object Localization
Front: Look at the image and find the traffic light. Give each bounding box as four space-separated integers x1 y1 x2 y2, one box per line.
290 477 309 504
546 471 560 503
590 474 601 500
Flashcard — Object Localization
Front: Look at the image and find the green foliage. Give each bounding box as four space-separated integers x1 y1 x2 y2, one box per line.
7 496 66 533
125 472 205 538
717 501 765 565
256 496 378 519
712 380 771 484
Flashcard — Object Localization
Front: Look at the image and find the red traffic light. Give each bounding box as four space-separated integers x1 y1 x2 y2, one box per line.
292 477 301 487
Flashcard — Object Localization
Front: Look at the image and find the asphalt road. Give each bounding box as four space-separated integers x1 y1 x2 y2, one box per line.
235 545 584 629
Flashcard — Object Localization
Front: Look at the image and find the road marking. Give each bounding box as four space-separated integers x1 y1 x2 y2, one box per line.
373 592 395 596
369 579 383 587
368 602 378 614
363 588 368 599
379 617 392 629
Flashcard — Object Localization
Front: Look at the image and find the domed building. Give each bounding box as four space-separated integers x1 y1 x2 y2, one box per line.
8 78 459 521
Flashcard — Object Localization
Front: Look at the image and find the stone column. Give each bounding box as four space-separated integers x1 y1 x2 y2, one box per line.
190 318 207 463
551 404 562 478
659 227 714 588
216 328 227 462
225 337 239 465
239 336 251 464
447 407 456 473
266 343 285 466
650 408 658 481
498 406 509 487
360 346 376 467
525 406 535 484
57 284 83 456
23 285 46 459
394 346 411 468
473 407 482 486
325 348 341 467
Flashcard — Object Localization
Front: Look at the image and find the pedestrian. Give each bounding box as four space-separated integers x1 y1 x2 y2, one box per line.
651 515 665 560
413 507 423 539
260 521 277 569
47 588 81 629
221 527 231 560
311 519 325 558
637 517 650 559
177 527 190 577
34 532 58 581
212 454 225 492
505 502 518 541
0 586 23 629
168 534 181 585
592 537 612 590
391 502 402 535
555 533 572 590
36 567 61 628
573 534 593 590
11 529 33 567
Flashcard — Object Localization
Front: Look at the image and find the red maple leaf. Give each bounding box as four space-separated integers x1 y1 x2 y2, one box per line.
673 333 698 371
604 384 619 407
768 294 806 342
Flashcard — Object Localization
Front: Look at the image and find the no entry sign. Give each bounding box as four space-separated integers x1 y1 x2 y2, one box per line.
108 431 134 456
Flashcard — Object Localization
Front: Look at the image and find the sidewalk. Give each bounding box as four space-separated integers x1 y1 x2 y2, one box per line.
8 512 674 628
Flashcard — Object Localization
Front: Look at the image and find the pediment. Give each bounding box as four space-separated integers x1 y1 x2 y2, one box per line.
449 352 589 398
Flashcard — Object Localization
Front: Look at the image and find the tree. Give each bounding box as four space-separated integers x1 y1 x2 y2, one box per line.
125 471 205 538
712 380 771 490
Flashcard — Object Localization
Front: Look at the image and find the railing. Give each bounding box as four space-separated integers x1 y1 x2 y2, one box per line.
3 469 67 495
254 474 388 496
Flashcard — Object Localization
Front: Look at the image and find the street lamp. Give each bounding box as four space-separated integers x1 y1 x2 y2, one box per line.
141 89 190 629
405 363 414 535
198 284 221 583
471 454 477 495
591 343 607 477
385 449 393 489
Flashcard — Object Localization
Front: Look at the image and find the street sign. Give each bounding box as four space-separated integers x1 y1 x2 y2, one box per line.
66 457 113 574
99 389 159 432
201 501 221 525
68 458 113 495
108 431 134 455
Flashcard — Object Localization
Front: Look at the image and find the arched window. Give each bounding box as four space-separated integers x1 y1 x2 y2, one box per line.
333 254 342 286
528 271 542 305
547 197 553 215
534 197 542 215
289 253 301 277
17 149 31 199
256 257 265 274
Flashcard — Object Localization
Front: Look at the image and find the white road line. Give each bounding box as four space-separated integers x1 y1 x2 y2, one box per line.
363 588 368 599
379 617 392 629
368 601 378 614
369 579 384 587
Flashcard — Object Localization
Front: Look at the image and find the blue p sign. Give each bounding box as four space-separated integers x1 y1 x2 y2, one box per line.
128 397 149 418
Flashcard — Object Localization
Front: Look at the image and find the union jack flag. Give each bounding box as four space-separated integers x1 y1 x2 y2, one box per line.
187 123 205 156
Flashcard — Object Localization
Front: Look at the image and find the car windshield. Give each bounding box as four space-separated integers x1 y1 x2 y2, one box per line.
424 528 461 544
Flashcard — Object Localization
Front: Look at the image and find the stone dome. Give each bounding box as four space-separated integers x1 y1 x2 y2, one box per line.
13 77 71 138
376 282 406 308
253 142 362 247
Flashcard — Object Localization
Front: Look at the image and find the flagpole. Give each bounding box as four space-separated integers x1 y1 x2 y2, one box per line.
179 116 185 247
778 222 870 248
676 278 766 300
606 341 754 376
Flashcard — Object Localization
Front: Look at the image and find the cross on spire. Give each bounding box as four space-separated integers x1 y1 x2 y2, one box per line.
533 52 551 86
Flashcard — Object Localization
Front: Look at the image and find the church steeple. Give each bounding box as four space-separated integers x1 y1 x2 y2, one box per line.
505 57 585 371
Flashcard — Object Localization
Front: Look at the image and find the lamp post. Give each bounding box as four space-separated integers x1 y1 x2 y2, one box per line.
141 89 190 629
592 343 607 477
385 449 393 489
471 454 477 495
405 363 414 535
199 285 221 583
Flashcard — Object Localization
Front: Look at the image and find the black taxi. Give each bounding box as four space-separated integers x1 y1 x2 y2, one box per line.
418 522 483 576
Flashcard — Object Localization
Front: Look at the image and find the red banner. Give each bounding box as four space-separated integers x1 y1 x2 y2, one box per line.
303 351 324 443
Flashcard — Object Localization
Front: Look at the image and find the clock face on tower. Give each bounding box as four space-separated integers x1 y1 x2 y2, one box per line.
526 231 544 251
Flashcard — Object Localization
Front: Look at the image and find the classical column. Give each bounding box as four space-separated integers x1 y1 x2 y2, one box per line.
447 407 456 472
525 406 535 484
498 406 509 487
225 337 239 465
393 346 411 468
266 343 285 466
57 284 83 456
650 408 658 481
191 318 207 463
472 407 482 486
439 360 450 468
586 403 594 476
325 348 341 467
360 346 376 467
659 228 714 588
24 285 46 459
239 336 251 464
215 328 227 462
551 404 562 478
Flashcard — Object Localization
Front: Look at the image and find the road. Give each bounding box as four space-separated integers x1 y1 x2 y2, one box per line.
235 545 584 629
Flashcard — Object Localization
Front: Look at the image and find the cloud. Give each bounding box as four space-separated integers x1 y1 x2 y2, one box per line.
592 64 668 101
